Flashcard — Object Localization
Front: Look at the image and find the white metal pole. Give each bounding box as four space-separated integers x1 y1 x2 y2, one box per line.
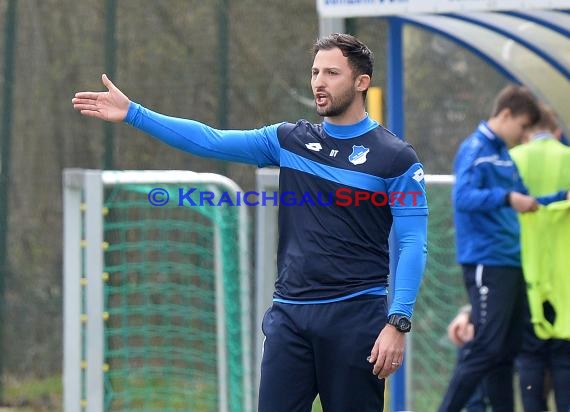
63 169 84 412
84 170 105 412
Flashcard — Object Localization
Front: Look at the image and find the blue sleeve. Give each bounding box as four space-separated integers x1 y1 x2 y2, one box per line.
124 102 281 167
536 190 568 205
385 162 428 318
453 142 516 211
386 163 428 217
388 214 428 319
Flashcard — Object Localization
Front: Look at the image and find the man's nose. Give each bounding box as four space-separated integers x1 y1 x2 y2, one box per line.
313 73 325 87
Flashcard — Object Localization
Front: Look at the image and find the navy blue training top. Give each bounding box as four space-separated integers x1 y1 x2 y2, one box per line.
125 102 428 318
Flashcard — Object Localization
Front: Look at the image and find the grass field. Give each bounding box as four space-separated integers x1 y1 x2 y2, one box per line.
0 375 320 412
1 375 61 411
0 375 314 412
0 374 543 411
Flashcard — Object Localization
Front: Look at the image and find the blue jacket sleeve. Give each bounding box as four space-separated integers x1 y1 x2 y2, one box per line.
536 191 568 205
388 214 428 319
124 102 281 167
453 142 516 212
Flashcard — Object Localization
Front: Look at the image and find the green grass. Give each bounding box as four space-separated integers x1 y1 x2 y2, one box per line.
105 374 218 411
2 375 62 412
0 374 396 412
311 389 390 411
312 396 322 412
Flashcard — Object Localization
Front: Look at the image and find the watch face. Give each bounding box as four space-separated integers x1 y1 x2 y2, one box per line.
398 318 411 331
390 316 411 332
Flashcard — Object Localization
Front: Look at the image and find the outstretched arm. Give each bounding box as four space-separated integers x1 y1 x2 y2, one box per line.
72 75 281 166
72 74 130 122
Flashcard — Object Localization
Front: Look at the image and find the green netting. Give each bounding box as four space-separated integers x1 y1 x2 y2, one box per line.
408 182 468 410
99 183 248 412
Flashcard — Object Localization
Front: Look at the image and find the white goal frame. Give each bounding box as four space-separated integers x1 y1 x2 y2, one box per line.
63 169 252 412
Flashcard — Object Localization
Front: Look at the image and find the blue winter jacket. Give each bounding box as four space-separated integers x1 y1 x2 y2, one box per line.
453 122 566 267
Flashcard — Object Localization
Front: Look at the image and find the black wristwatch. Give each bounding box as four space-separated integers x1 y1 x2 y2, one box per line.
387 314 412 333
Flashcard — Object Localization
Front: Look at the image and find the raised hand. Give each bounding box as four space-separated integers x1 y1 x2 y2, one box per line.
72 74 130 122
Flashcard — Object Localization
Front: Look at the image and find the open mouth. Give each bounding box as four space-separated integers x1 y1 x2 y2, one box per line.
315 92 328 106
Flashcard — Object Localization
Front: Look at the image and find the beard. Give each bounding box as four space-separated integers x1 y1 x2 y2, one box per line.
315 87 357 118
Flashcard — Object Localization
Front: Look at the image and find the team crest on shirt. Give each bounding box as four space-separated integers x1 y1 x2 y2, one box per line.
348 145 370 165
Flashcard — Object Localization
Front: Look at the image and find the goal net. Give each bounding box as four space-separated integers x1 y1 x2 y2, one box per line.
63 169 253 412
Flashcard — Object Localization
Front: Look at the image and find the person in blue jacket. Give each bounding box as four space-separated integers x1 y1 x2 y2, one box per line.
438 85 569 412
73 34 428 412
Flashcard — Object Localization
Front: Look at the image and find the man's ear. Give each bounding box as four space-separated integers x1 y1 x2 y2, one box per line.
356 74 371 92
497 107 512 120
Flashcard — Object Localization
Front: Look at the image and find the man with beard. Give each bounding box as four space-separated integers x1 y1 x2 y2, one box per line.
72 33 428 412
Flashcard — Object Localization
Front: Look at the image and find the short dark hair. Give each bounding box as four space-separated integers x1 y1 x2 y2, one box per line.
490 84 540 125
313 33 374 78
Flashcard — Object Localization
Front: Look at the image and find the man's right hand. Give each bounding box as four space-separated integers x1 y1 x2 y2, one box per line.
72 74 130 122
508 192 539 213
